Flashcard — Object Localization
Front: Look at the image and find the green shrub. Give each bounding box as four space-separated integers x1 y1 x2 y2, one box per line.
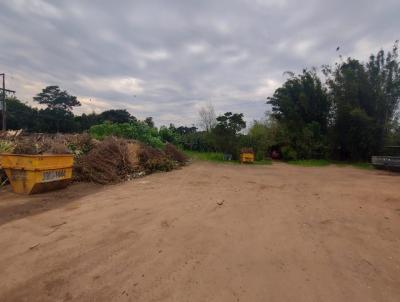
184 151 225 162
89 122 164 148
255 150 265 161
0 140 15 153
180 131 215 152
159 126 179 144
281 145 297 160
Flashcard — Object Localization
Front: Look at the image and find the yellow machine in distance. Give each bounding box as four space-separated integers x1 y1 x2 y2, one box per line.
240 148 255 164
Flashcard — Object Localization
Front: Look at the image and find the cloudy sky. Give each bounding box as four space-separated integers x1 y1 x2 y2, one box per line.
0 0 398 127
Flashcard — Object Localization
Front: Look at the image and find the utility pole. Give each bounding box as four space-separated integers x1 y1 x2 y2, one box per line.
0 73 16 131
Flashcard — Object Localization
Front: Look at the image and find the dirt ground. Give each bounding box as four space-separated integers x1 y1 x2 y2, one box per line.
0 161 399 302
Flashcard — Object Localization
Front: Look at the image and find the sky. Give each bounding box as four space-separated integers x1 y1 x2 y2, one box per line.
0 0 399 127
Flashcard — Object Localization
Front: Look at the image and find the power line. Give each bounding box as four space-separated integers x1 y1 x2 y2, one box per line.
0 73 16 131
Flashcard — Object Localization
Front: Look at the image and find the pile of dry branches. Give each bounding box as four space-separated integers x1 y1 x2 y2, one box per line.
164 143 188 164
0 130 189 185
74 137 136 184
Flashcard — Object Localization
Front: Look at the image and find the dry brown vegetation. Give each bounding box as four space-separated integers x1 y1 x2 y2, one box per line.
164 143 189 163
0 131 188 185
73 137 136 184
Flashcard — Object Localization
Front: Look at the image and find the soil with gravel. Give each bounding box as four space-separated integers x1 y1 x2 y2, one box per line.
0 161 399 301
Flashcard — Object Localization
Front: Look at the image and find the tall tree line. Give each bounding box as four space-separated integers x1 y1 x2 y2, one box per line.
0 86 146 133
266 43 400 161
1 43 399 161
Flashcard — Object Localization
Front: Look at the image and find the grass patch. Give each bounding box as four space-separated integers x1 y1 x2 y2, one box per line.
288 159 331 167
253 159 273 165
184 151 272 165
184 151 226 162
185 152 372 169
348 162 374 170
288 159 373 170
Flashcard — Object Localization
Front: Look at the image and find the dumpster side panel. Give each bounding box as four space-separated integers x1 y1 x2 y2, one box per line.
1 154 74 194
1 154 73 170
4 168 33 194
240 153 254 163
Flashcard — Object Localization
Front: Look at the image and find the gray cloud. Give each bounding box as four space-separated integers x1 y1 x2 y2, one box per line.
0 0 398 126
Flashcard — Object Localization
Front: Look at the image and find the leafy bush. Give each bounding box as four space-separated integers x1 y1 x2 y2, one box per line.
184 150 224 162
255 150 265 161
212 112 246 158
66 133 94 156
247 121 270 156
159 126 179 144
0 140 15 153
89 122 164 149
281 145 298 160
180 131 215 152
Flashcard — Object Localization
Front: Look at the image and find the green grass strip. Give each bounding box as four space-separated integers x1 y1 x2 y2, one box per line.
288 159 373 170
184 151 272 165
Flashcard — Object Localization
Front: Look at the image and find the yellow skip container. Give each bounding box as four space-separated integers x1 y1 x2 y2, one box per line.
240 152 254 164
1 154 74 194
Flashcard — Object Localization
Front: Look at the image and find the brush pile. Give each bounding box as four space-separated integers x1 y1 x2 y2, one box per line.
73 137 135 184
0 132 17 186
139 144 174 173
73 139 186 183
0 130 188 185
164 143 189 164
0 132 82 155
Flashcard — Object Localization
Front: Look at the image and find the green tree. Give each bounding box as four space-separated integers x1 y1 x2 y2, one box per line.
325 43 400 160
99 109 135 123
74 112 101 131
144 117 155 128
1 97 38 130
248 120 269 158
325 59 375 160
267 70 330 159
366 43 400 150
174 125 197 135
212 112 246 156
385 114 400 147
33 86 81 132
159 126 178 144
33 86 80 111
36 108 77 133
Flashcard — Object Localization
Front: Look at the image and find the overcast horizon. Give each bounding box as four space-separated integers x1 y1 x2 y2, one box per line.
0 0 399 127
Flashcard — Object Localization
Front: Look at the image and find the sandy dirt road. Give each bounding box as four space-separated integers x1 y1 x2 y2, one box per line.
0 161 399 301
